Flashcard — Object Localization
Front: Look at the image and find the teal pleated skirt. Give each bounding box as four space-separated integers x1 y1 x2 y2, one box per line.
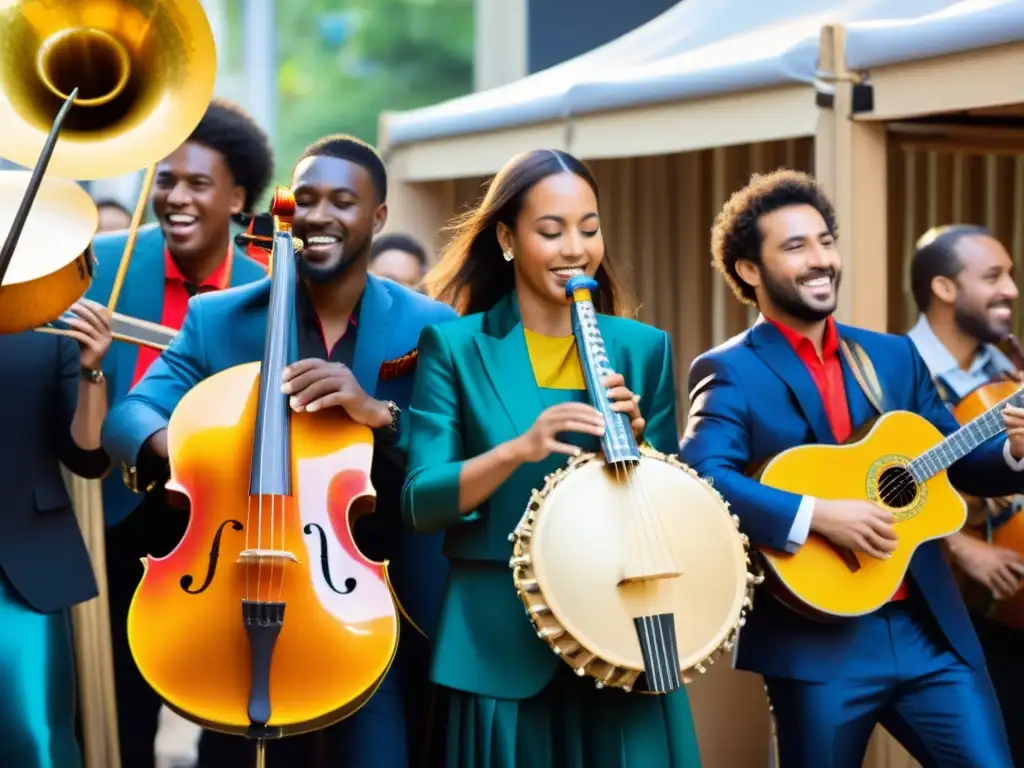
0 571 82 768
442 665 702 768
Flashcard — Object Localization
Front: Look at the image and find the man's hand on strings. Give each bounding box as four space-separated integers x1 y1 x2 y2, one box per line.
281 359 392 427
603 373 645 441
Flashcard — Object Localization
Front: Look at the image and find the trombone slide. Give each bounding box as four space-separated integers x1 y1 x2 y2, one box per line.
38 312 175 351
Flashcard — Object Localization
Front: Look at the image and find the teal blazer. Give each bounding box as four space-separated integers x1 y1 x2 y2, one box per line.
401 291 680 699
86 223 267 526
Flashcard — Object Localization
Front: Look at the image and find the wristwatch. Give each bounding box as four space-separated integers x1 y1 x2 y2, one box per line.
81 365 105 384
374 400 401 445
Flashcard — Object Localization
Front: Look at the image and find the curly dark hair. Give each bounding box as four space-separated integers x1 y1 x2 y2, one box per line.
710 169 838 306
187 98 274 214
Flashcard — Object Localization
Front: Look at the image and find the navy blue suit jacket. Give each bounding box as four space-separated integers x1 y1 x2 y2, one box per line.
100 273 458 637
680 320 1024 682
87 223 267 526
0 332 109 612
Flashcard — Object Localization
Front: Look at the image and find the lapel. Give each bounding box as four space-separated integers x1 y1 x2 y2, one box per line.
836 326 877 429
111 231 166 397
472 292 547 437
747 319 835 444
350 274 397 398
230 246 267 286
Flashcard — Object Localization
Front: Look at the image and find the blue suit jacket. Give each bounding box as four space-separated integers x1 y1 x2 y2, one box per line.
100 273 458 637
86 223 267 526
680 320 1024 682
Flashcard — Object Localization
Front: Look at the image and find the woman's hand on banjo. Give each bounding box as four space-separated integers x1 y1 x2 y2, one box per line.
511 403 606 463
602 373 645 441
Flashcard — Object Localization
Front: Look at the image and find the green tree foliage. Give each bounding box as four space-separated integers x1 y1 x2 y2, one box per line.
275 0 474 186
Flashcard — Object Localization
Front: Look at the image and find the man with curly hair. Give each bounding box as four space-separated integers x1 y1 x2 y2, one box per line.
86 97 275 768
680 169 1024 766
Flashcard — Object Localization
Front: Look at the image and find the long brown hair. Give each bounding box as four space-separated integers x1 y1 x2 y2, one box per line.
425 149 634 317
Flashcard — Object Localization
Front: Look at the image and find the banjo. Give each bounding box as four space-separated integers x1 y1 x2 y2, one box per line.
509 275 760 693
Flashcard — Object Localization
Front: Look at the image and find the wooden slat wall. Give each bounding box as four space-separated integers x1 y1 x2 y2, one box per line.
588 139 815 418
887 148 1024 334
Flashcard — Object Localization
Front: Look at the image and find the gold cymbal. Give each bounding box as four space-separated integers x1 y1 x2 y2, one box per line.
0 170 97 333
0 0 218 180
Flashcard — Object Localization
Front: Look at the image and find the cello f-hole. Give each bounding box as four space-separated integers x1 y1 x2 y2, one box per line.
303 523 358 595
179 519 244 594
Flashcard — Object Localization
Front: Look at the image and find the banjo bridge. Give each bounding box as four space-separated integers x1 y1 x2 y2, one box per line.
617 569 681 586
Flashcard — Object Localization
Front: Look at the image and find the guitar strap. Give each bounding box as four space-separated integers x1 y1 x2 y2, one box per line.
838 338 888 415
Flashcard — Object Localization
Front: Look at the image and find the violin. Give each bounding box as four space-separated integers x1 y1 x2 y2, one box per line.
126 189 399 761
952 334 1024 628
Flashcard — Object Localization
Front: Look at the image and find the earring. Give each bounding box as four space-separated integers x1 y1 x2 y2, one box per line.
503 249 514 262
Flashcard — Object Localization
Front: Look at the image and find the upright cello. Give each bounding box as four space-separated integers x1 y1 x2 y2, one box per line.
126 190 399 763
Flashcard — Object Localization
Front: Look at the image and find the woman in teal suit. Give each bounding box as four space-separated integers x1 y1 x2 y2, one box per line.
402 149 701 768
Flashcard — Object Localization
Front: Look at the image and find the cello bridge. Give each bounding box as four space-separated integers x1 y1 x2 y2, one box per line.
237 549 299 566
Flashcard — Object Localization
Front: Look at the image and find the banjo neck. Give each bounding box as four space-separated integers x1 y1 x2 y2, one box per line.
566 275 639 465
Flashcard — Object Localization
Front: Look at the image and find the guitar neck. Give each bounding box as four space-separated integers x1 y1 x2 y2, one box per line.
910 387 1024 481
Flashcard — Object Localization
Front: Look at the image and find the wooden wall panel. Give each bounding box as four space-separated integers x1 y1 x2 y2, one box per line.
887 148 1024 335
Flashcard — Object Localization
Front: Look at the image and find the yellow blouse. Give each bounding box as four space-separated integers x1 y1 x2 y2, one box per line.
522 328 585 390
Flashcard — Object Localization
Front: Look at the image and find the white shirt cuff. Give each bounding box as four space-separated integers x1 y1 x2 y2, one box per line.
785 496 815 553
1003 439 1024 471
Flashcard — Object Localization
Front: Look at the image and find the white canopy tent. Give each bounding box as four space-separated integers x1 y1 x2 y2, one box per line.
842 0 1024 123
382 0 985 181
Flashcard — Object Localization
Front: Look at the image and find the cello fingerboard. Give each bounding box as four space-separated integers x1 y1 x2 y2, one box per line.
634 613 682 693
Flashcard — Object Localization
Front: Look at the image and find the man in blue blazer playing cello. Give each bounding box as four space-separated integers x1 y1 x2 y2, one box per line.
86 98 273 768
102 135 456 768
680 170 1024 767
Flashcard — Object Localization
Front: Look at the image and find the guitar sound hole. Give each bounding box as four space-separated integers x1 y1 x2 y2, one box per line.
877 466 917 508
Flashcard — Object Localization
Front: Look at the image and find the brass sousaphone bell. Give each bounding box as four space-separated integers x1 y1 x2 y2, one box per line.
0 5 218 768
0 0 218 339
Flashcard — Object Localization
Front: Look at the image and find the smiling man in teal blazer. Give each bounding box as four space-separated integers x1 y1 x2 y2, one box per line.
101 135 456 768
85 99 274 768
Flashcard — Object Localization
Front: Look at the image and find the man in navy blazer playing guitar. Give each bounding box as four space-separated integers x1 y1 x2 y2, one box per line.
680 170 1024 767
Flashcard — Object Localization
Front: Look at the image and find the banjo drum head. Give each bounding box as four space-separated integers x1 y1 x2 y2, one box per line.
525 453 750 678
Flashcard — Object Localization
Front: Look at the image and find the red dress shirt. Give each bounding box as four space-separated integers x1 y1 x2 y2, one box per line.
130 246 234 388
767 316 908 602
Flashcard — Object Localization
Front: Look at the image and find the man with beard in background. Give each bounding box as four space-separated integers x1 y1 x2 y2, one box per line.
101 135 457 767
680 170 1024 767
907 224 1024 766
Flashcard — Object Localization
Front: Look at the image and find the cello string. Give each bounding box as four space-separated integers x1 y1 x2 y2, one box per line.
245 497 252 602
256 308 283 602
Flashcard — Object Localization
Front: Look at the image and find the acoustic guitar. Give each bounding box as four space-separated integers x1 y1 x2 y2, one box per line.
754 388 1024 620
949 336 1024 628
